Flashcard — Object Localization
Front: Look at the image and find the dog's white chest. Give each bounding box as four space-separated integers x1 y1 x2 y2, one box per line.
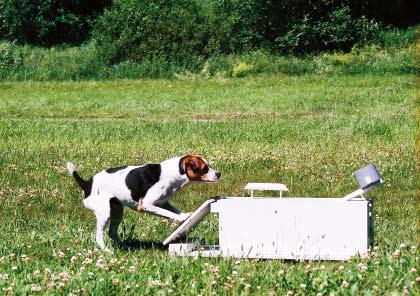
152 179 186 204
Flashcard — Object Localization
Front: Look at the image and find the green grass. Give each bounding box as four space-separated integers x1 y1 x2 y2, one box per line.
0 74 418 295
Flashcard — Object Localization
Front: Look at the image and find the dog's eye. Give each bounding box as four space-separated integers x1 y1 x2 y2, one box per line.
202 167 209 174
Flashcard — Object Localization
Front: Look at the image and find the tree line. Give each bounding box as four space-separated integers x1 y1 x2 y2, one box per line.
0 0 418 64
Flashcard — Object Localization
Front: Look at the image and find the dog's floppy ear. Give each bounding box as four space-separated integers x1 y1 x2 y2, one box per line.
188 158 199 173
180 155 205 180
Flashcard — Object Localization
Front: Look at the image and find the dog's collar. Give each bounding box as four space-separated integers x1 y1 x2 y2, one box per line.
178 156 187 175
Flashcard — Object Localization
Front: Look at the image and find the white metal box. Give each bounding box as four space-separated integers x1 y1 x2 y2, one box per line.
166 197 373 260
211 197 373 260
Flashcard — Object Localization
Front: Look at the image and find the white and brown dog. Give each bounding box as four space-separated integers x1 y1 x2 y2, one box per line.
66 155 220 250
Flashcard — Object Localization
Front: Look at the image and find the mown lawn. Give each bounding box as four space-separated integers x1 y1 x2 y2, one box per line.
0 74 418 295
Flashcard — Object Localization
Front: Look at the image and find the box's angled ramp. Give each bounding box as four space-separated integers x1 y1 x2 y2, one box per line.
163 197 219 245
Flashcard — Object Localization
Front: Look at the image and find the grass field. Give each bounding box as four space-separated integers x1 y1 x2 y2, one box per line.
0 74 418 295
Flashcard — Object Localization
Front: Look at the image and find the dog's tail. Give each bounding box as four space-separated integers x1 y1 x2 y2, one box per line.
66 162 92 198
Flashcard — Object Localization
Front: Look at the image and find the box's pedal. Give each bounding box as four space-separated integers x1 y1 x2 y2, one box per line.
163 197 220 246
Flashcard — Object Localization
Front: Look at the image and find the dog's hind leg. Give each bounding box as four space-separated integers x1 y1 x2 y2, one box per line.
92 198 112 251
95 213 110 251
109 197 124 247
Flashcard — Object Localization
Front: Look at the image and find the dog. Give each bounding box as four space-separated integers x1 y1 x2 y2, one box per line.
66 155 220 250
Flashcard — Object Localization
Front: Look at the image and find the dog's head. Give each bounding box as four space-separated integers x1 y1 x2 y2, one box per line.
180 155 220 182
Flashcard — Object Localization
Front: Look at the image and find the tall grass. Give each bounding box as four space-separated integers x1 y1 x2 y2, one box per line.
0 27 417 81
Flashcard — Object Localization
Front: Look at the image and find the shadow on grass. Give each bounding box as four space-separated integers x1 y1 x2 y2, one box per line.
120 239 167 251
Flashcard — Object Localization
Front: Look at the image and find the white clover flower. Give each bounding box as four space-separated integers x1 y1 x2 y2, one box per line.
112 278 119 285
361 253 370 260
57 272 70 282
358 263 368 273
82 258 93 265
57 282 65 290
110 258 118 265
341 280 349 288
21 254 30 263
31 284 42 292
0 273 9 280
96 261 105 269
70 255 78 263
46 280 55 288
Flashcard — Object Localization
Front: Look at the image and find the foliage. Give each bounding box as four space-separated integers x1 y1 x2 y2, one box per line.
276 6 380 54
0 0 111 46
0 41 22 79
91 0 385 62
93 0 212 67
0 26 416 80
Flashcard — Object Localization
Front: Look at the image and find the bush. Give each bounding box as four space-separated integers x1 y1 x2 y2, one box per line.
372 27 419 48
276 6 380 54
0 41 23 79
0 0 111 46
93 0 216 68
0 25 415 81
92 0 384 63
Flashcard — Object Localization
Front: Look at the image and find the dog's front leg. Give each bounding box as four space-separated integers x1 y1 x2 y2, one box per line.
141 203 190 221
161 202 180 214
161 202 192 219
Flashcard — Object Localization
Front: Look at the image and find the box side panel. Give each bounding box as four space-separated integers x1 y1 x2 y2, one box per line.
218 199 369 260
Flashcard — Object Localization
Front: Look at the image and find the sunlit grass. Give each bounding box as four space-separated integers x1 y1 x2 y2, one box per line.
0 74 417 295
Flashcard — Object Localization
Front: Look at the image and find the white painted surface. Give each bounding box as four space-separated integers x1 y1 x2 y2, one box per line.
168 242 199 255
211 198 371 260
244 183 288 197
168 197 372 260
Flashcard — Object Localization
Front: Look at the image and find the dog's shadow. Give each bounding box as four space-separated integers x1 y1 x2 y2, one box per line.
117 224 177 251
119 239 167 251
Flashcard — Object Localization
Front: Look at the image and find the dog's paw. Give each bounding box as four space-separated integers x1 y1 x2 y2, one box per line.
178 212 191 222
